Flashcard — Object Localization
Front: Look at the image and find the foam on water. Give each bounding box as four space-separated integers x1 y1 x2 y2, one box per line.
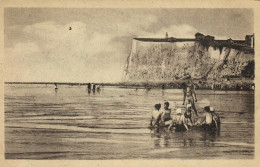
7 123 150 134
150 148 182 154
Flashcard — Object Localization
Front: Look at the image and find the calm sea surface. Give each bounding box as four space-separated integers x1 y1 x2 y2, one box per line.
4 84 254 159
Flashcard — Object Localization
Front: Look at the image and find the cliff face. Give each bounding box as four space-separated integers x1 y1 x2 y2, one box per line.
123 39 254 82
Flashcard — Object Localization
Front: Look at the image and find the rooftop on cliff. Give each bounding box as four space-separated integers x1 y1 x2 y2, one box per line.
134 32 254 53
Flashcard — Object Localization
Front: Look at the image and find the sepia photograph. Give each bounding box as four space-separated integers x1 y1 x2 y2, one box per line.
3 7 255 160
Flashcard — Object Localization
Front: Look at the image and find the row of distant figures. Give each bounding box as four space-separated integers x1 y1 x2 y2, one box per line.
54 83 101 93
87 83 101 93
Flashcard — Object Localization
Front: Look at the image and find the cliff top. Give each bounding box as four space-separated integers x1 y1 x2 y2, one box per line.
134 33 254 53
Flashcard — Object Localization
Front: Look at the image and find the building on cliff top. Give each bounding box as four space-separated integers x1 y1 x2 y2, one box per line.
134 32 254 49
245 34 254 48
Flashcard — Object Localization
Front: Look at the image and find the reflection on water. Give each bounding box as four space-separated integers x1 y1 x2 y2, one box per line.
4 84 254 159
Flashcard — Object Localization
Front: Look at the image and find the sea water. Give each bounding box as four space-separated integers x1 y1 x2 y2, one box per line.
4 84 254 159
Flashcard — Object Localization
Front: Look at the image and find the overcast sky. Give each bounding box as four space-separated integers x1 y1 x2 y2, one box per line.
4 8 253 83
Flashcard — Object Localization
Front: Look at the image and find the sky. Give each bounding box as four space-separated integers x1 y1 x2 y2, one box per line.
4 8 254 83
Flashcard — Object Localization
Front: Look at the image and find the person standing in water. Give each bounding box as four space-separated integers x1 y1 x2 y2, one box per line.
54 83 58 93
92 84 96 93
87 83 91 94
87 83 91 90
183 83 198 116
97 85 101 93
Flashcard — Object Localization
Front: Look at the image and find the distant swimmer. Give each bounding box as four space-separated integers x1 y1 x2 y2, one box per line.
55 83 58 93
97 85 101 93
146 87 151 91
162 84 165 89
183 83 198 116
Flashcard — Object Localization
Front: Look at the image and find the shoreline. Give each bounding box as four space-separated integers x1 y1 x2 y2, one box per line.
5 79 255 91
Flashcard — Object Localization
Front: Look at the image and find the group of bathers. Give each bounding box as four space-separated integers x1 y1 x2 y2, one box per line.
150 101 220 132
